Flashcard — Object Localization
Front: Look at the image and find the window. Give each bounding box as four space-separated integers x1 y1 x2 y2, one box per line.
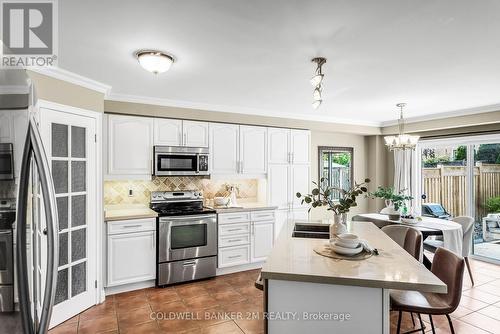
318 146 353 200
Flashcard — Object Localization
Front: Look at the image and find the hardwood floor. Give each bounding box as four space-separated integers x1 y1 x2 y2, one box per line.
50 257 500 334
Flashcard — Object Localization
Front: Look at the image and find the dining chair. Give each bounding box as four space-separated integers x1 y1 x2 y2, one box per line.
423 216 475 285
381 225 423 261
391 247 465 334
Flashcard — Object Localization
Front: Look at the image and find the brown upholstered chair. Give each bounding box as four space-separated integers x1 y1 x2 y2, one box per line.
391 247 465 334
381 225 423 261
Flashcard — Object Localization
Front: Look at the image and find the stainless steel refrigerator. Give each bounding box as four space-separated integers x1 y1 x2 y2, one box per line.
0 69 59 334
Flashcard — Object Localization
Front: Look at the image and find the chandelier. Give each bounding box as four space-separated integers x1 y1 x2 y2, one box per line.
310 57 326 109
384 103 419 151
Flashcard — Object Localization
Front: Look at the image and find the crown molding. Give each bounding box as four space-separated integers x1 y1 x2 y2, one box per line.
29 67 112 95
105 93 382 128
381 103 500 127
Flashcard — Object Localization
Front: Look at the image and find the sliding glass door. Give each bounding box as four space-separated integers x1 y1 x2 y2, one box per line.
472 142 500 260
416 134 500 262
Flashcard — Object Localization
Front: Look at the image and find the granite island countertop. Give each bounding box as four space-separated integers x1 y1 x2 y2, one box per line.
261 220 447 293
104 204 158 222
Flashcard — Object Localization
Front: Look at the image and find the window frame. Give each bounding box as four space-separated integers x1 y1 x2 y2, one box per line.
317 146 354 200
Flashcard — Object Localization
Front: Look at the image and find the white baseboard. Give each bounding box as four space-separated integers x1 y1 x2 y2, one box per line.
104 280 155 296
216 262 264 276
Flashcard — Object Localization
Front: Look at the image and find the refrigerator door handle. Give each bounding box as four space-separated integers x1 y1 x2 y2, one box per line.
17 113 59 334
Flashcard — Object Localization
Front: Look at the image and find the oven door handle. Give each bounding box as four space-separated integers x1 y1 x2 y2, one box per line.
160 214 216 221
196 154 200 174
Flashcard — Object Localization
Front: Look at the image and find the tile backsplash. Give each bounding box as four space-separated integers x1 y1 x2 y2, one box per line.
104 176 260 205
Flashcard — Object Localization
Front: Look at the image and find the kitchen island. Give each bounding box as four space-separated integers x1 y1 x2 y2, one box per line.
261 220 447 334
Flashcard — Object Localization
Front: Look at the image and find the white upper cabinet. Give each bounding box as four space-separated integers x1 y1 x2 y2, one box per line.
154 118 182 146
210 123 267 176
291 164 310 208
153 119 208 147
0 110 28 178
268 128 289 164
107 114 153 176
290 129 310 164
0 112 13 142
183 120 209 147
268 164 289 209
210 123 239 174
239 125 267 175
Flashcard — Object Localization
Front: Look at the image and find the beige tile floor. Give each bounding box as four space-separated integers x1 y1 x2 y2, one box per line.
49 257 500 334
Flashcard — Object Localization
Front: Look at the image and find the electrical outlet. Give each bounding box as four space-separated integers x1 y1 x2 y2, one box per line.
128 189 133 197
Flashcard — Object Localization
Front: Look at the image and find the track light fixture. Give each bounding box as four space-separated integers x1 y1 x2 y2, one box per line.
311 57 326 109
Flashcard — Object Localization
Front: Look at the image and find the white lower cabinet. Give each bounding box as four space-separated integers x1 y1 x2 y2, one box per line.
251 220 274 262
107 218 156 287
219 245 251 267
218 210 275 268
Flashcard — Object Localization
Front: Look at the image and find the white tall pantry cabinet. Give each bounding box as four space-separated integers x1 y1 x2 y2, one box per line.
267 128 311 238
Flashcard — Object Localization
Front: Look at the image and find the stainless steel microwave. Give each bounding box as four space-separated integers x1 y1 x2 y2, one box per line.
154 146 209 176
0 143 14 181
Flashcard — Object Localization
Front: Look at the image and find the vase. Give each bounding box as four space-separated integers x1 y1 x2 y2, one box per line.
329 213 348 239
380 200 400 220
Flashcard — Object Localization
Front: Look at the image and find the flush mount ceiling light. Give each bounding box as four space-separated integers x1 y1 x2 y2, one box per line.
384 103 420 151
311 57 326 109
136 50 174 74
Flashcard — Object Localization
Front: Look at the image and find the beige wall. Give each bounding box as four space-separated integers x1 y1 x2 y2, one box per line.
104 100 380 135
309 131 371 220
382 110 500 135
27 71 105 112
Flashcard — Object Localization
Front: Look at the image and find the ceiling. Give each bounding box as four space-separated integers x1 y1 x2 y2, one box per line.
58 0 500 126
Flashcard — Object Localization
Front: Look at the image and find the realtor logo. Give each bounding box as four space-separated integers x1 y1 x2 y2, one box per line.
1 0 58 67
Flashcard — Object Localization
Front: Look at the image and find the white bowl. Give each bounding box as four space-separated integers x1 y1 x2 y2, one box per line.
336 233 360 247
329 242 363 256
214 197 229 206
334 238 360 249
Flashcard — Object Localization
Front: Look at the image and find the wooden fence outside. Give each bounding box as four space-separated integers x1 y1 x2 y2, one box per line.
422 163 500 221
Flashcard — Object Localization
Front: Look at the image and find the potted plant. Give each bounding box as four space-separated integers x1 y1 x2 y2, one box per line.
368 186 413 220
296 177 370 238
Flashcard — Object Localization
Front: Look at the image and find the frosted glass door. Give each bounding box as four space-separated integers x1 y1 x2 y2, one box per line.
39 107 97 328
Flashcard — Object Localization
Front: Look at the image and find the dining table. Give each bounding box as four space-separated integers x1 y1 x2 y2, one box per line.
352 213 464 268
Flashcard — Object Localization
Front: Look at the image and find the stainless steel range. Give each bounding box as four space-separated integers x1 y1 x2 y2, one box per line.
150 191 217 286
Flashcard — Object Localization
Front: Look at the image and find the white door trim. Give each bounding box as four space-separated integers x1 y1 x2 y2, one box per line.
37 99 104 314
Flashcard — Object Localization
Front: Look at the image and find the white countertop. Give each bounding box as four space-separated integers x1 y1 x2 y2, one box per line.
261 220 447 293
104 204 158 222
210 202 277 213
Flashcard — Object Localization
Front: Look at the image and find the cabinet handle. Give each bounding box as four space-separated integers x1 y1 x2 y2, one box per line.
227 228 243 232
122 225 143 228
291 152 295 163
183 260 197 266
184 133 187 146
240 161 244 173
152 234 155 249
227 239 242 243
228 255 242 259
